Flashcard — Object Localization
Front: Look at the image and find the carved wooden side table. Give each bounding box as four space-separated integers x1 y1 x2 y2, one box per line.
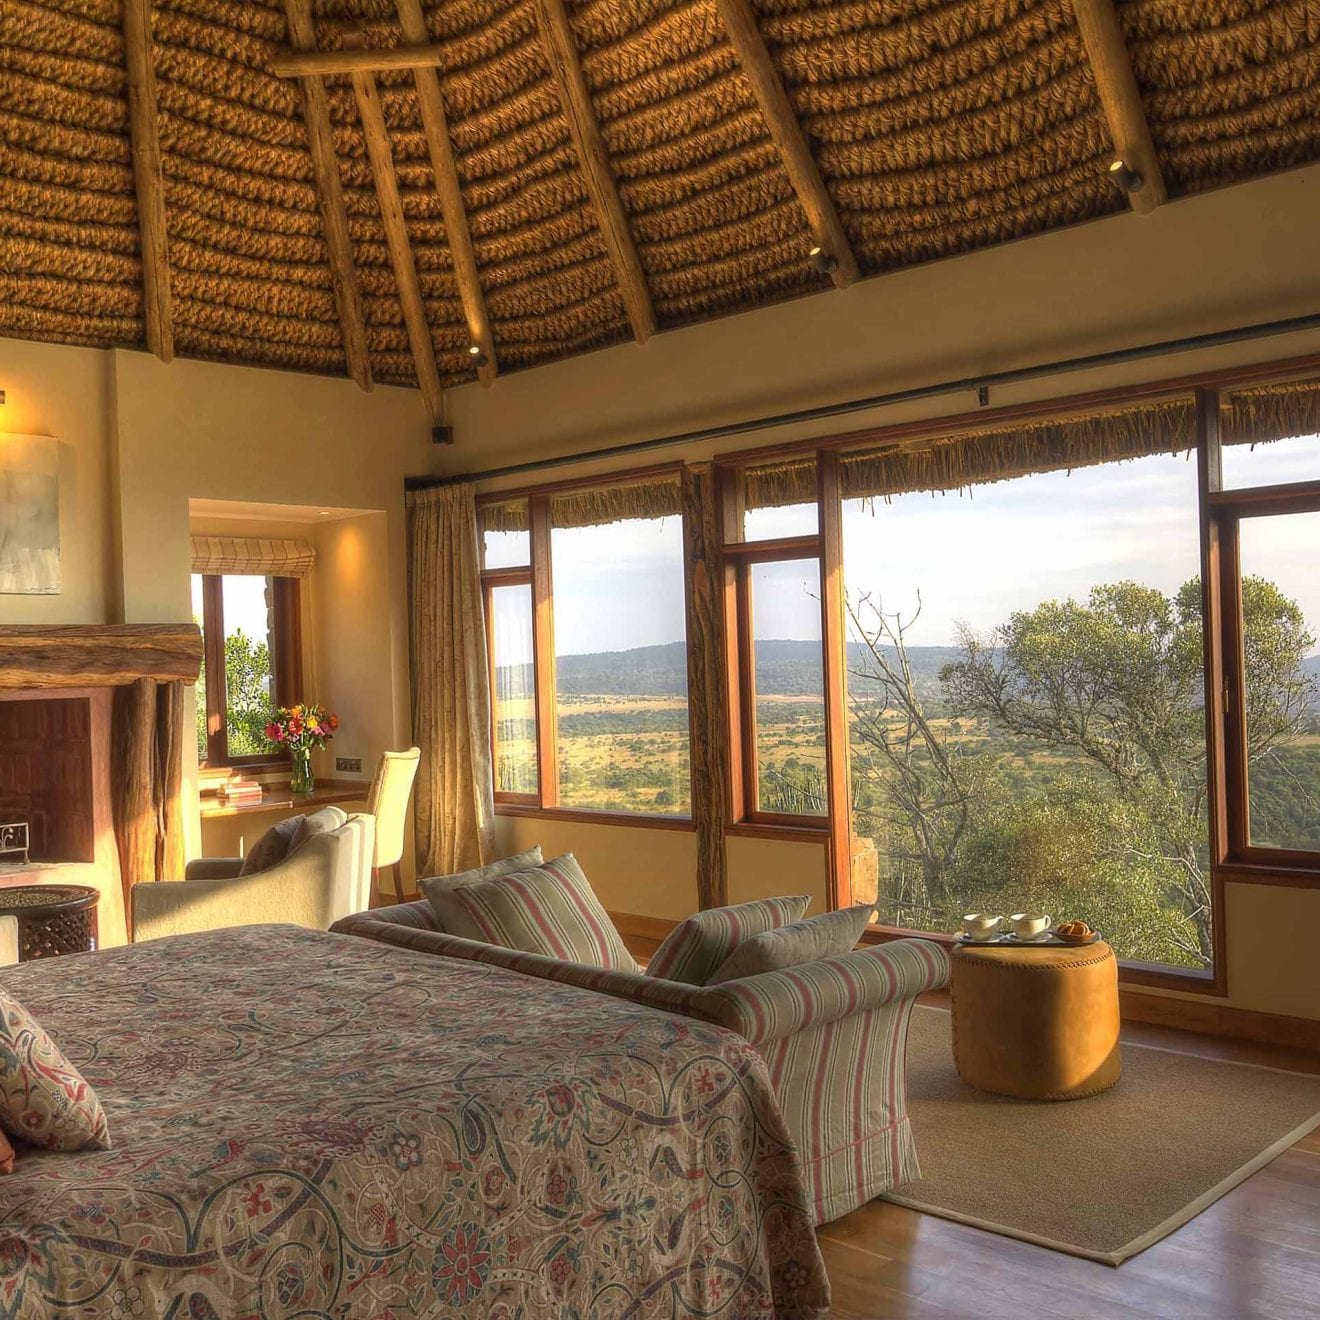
0 885 100 962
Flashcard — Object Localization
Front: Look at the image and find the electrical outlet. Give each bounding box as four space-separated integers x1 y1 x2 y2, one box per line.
335 757 363 774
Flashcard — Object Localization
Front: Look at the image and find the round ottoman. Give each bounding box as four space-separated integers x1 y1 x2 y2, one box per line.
950 941 1121 1100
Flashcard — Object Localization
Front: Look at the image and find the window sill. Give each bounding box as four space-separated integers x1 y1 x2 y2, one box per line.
494 803 696 833
726 820 830 844
860 926 1224 996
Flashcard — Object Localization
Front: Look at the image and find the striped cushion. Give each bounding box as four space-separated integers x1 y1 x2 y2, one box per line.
448 854 638 972
419 846 543 939
645 895 810 987
708 903 877 984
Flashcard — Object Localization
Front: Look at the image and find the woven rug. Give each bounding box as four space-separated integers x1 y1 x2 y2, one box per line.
886 1006 1320 1265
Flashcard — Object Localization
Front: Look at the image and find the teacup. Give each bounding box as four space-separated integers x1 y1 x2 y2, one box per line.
963 913 1003 941
1009 912 1052 941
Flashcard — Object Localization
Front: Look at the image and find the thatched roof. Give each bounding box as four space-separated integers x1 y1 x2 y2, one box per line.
3 1 1317 401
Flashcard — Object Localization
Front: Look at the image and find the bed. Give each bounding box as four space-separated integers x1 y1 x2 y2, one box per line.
0 924 828 1318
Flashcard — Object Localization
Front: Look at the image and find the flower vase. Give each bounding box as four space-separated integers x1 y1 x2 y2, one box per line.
291 747 315 796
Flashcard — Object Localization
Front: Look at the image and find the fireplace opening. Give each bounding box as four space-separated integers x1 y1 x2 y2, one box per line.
0 697 95 866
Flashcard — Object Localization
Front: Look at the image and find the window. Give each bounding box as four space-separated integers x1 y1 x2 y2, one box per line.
841 450 1212 971
1211 415 1320 867
193 573 302 767
479 479 692 821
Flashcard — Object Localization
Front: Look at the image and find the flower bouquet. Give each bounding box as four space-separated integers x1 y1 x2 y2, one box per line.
265 703 340 795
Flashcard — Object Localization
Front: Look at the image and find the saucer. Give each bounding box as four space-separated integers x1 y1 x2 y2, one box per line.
1007 929 1053 944
959 930 1002 943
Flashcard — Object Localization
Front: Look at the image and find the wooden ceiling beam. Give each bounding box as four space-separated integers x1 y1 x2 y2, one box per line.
271 42 447 79
282 0 372 392
714 0 858 290
394 0 497 385
122 0 174 362
1072 0 1167 215
531 0 656 345
350 66 445 424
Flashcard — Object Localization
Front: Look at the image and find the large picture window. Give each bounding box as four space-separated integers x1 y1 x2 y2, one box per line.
474 367 1320 992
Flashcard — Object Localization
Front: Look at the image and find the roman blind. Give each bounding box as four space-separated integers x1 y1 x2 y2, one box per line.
189 536 316 577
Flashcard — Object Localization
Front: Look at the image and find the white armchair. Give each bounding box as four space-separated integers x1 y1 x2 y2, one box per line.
131 814 375 942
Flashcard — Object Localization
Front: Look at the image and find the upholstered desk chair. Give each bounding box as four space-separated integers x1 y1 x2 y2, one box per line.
367 747 421 907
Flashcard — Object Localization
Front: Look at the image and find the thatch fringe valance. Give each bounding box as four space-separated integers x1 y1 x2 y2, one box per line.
478 499 529 534
835 376 1320 502
189 536 315 578
550 477 682 529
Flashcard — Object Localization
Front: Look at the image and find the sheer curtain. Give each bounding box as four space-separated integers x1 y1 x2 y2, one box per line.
406 483 495 877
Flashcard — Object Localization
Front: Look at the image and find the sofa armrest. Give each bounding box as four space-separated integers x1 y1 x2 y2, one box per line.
184 858 245 881
332 919 711 1019
333 900 438 935
0 916 16 967
697 939 950 1046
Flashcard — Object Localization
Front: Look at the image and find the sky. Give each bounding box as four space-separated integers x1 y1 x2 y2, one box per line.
481 432 1320 660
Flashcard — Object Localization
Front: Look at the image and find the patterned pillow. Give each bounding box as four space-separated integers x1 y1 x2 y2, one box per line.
448 854 638 972
0 990 110 1152
707 904 877 984
420 846 543 939
239 815 303 877
645 895 811 987
0 1130 13 1174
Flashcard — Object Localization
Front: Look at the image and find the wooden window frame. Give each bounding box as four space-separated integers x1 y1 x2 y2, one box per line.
197 573 303 771
478 479 698 830
1203 386 1320 884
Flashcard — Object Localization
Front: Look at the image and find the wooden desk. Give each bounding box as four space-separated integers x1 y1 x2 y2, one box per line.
199 780 367 820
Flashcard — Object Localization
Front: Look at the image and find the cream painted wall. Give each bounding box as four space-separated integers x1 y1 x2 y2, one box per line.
0 338 115 624
2 341 432 876
446 166 1320 1021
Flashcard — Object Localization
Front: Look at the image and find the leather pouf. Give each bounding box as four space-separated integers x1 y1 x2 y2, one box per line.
950 942 1121 1100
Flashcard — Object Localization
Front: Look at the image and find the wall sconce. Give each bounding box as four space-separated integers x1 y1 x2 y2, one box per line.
1108 159 1145 197
468 344 488 369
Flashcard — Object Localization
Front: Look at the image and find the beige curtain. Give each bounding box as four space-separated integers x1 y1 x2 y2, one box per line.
407 483 495 878
189 535 316 577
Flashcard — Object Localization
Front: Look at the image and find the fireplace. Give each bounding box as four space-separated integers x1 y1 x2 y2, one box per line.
0 695 96 865
0 623 203 948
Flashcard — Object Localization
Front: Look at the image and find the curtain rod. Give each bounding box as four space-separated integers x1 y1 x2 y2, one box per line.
404 312 1320 491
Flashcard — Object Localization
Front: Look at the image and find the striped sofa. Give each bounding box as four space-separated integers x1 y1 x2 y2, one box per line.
332 900 949 1224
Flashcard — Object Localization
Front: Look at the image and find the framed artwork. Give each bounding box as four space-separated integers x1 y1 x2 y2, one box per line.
0 434 60 595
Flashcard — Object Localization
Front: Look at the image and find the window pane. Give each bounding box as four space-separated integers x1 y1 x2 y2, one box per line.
221 575 277 756
743 503 819 541
481 499 530 569
1237 510 1320 851
751 559 826 816
1221 429 1318 490
843 452 1212 970
490 583 538 796
192 574 208 762
551 516 690 815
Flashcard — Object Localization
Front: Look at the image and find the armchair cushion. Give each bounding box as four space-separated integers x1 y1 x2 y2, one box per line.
419 845 543 939
239 806 348 878
0 989 110 1152
645 895 810 986
448 854 638 973
709 903 877 984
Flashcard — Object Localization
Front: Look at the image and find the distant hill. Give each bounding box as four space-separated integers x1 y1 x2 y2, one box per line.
503 639 963 700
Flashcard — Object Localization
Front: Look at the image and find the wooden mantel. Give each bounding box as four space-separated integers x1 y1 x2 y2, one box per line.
0 624 203 690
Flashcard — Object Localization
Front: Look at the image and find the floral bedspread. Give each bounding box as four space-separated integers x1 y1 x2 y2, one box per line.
0 924 828 1318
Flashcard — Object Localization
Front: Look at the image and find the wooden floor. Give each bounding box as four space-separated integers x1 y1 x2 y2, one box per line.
819 1022 1320 1319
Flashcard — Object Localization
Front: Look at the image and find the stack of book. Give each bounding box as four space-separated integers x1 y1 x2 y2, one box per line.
218 779 265 805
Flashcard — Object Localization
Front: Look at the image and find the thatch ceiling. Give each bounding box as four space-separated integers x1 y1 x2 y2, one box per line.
3 1 1317 406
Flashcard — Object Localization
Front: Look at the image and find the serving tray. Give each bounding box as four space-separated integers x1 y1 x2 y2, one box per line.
955 929 1102 948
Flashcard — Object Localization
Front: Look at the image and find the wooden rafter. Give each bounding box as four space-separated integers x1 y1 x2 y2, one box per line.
122 0 174 361
272 42 447 78
1072 0 1167 215
531 0 656 345
282 0 372 392
349 64 445 424
714 0 859 290
394 0 497 385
